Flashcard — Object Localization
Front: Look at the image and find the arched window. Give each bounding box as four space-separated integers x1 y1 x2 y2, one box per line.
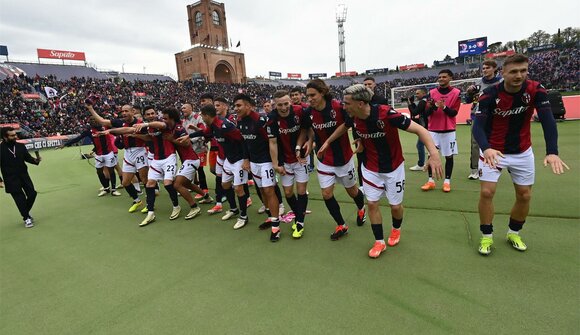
212 11 220 25
195 12 202 27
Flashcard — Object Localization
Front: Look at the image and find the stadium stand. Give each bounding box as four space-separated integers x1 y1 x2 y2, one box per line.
0 48 577 137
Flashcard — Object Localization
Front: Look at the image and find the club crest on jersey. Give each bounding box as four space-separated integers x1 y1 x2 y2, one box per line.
522 93 531 104
330 110 336 119
294 115 300 124
376 120 385 129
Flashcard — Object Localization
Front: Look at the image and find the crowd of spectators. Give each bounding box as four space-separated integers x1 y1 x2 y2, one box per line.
0 48 577 138
528 48 579 90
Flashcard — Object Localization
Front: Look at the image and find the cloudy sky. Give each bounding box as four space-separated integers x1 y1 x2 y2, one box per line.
0 0 578 78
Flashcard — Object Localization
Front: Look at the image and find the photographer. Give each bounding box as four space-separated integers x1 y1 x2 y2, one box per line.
0 126 41 228
408 88 429 171
466 60 502 180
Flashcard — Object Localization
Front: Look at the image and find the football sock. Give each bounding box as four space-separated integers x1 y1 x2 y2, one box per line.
353 190 365 210
480 223 493 237
286 194 298 214
508 217 524 234
445 156 454 180
392 217 403 229
238 194 248 217
146 187 156 211
371 223 384 241
197 166 208 190
324 196 345 225
164 184 179 207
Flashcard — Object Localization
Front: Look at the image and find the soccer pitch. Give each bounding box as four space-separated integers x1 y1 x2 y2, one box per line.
1 122 578 334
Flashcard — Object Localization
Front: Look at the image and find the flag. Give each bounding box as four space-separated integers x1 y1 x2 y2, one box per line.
44 86 58 98
236 41 240 48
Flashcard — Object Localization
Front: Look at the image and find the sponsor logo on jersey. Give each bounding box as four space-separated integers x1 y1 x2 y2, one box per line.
279 124 301 135
493 106 528 117
312 121 337 130
355 130 385 139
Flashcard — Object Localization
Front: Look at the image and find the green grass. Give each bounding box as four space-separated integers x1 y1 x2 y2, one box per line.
1 121 579 334
560 91 579 96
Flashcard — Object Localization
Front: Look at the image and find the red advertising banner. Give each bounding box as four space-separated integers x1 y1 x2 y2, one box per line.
485 50 515 59
287 73 302 79
0 123 20 129
399 64 426 71
22 93 41 100
37 48 86 61
335 71 358 77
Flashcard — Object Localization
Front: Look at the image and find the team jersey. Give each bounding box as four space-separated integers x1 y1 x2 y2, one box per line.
305 98 353 166
238 111 271 164
111 118 147 148
65 126 114 156
346 105 411 173
147 124 176 160
475 79 557 155
267 105 311 165
194 116 246 163
214 113 237 159
173 122 199 162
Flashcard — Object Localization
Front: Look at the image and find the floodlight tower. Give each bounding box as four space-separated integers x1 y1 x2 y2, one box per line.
336 4 347 73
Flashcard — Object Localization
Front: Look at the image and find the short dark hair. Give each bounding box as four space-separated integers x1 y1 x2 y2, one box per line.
233 93 255 106
438 69 454 77
214 97 229 104
162 107 181 123
503 54 529 67
1 126 15 140
200 104 217 117
363 77 376 82
290 87 303 94
200 93 214 101
143 105 155 113
273 90 289 99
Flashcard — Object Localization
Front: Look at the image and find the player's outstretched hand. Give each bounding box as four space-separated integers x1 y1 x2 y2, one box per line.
427 154 444 180
544 154 569 175
352 139 364 154
483 148 504 169
176 135 189 145
133 123 146 133
274 166 286 176
302 141 312 157
317 141 329 159
242 159 250 172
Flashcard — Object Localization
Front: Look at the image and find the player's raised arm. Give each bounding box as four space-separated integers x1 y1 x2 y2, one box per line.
86 105 112 128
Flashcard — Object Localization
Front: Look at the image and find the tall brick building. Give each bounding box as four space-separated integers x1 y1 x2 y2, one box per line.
175 0 246 83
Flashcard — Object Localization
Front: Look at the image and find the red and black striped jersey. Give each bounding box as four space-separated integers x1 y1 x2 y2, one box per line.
347 105 410 173
111 118 146 148
305 99 352 167
476 79 552 154
267 105 311 165
147 124 176 160
173 122 199 162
